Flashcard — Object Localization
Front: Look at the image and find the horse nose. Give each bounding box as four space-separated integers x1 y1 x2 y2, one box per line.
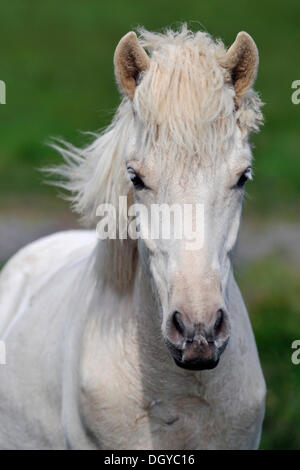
170 309 228 343
166 309 230 370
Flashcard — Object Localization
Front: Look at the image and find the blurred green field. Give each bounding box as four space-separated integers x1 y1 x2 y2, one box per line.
0 0 299 213
0 0 299 450
238 257 300 449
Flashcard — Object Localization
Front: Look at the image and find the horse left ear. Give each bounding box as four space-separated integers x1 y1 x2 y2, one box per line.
114 31 150 99
224 32 259 98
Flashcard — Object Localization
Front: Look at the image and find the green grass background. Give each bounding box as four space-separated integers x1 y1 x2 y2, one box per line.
0 0 299 449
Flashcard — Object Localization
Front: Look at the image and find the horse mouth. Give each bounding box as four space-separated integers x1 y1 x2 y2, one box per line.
173 356 220 371
165 338 227 371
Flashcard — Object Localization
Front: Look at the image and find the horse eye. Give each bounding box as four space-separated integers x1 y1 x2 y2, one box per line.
236 167 252 188
127 168 146 190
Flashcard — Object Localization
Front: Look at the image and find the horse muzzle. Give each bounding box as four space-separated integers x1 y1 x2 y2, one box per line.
165 309 230 371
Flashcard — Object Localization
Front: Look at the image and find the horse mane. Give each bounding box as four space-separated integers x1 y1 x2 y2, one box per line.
48 25 263 289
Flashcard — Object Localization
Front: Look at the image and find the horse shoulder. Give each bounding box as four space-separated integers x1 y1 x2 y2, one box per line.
0 230 96 334
0 230 97 448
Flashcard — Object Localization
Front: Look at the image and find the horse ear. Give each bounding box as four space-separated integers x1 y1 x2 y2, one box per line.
114 32 150 99
225 32 259 98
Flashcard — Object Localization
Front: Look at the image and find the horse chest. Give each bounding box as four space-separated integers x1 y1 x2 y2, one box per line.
131 390 264 450
80 371 264 450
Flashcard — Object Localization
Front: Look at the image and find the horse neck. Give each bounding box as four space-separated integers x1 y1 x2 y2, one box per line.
127 259 207 391
132 260 167 359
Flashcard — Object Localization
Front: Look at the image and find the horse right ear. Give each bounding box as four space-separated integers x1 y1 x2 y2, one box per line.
114 32 150 99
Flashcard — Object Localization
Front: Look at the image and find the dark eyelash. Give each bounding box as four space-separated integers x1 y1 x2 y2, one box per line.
127 168 146 190
236 173 248 188
236 168 251 188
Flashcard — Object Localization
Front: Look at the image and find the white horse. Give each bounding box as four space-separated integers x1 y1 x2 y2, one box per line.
0 26 266 449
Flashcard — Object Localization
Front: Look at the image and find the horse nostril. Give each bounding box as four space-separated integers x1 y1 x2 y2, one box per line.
172 311 186 337
214 309 224 336
171 311 195 342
